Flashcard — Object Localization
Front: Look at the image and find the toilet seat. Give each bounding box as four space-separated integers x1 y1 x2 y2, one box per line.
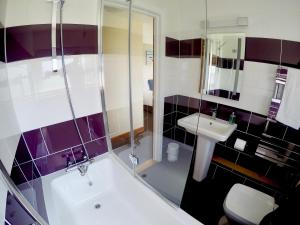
224 184 276 225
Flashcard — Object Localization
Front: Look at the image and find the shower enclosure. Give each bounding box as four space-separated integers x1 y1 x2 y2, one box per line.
0 0 207 224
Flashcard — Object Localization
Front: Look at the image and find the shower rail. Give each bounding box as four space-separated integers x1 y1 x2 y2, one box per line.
0 160 49 225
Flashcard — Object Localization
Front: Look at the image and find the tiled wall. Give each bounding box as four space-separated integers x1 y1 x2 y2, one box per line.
163 95 300 196
166 36 300 70
11 112 107 183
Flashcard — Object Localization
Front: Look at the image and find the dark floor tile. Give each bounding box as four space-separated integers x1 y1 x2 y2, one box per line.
247 113 267 137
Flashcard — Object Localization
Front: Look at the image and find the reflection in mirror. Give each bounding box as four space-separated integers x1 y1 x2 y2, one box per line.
203 33 245 101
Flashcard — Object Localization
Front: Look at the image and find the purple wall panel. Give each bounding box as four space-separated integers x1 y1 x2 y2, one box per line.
245 37 281 65
12 112 107 180
41 120 81 153
34 149 73 176
282 40 300 69
23 129 48 159
166 37 179 58
6 24 98 62
0 27 5 62
88 113 106 140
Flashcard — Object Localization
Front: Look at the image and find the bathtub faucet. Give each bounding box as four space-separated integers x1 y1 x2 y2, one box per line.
78 163 89 176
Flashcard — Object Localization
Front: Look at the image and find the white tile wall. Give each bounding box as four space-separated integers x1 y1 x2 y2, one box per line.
7 55 102 132
0 61 21 225
4 0 99 27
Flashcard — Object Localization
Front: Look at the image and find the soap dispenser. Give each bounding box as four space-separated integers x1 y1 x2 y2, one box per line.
229 112 236 124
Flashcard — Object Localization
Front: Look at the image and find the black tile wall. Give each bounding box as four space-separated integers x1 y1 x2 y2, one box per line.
282 40 300 69
180 38 202 58
164 95 300 193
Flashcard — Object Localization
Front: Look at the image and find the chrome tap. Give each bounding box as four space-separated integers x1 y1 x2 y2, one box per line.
78 163 89 176
211 106 218 120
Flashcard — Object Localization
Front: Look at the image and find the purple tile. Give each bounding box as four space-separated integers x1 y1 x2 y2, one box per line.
6 24 52 62
10 166 27 185
41 120 81 153
188 97 200 114
174 127 186 143
200 100 218 116
284 127 300 146
85 138 108 158
193 38 202 57
164 96 175 115
34 149 73 176
282 40 300 69
76 116 91 142
185 132 196 146
166 37 179 58
23 129 48 159
19 161 40 181
72 145 87 163
217 104 250 131
180 39 193 58
15 136 31 164
0 27 4 62
247 113 267 137
245 37 281 65
88 113 105 140
177 95 189 113
6 24 97 62
58 24 97 56
265 121 286 139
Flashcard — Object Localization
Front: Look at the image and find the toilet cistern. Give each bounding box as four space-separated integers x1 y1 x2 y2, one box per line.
178 113 236 181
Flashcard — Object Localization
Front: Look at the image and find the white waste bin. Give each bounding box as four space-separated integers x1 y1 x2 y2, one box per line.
167 143 179 162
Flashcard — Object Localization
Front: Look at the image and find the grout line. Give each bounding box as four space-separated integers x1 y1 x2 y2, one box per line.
86 116 93 141
22 134 42 178
245 112 252 133
13 159 33 189
282 127 288 140
235 152 240 165
212 165 218 179
39 128 50 155
265 165 272 177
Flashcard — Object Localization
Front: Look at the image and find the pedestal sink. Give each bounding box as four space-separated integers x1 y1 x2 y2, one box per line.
178 113 237 182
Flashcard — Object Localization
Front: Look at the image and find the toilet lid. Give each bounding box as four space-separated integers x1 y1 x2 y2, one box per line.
224 184 275 225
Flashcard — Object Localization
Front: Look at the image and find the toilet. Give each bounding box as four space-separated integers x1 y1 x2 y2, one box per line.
222 184 277 225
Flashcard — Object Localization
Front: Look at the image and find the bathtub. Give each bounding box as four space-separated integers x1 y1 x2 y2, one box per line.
42 153 202 225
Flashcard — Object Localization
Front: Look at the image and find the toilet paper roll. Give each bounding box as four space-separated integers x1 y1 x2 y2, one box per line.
234 138 247 151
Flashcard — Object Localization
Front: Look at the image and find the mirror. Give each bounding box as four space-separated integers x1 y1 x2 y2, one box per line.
203 33 245 101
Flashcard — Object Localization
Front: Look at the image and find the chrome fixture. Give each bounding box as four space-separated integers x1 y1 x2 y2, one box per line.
129 153 139 166
211 106 218 119
0 159 49 225
66 152 94 176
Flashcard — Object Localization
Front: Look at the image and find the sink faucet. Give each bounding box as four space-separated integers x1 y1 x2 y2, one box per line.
211 106 218 120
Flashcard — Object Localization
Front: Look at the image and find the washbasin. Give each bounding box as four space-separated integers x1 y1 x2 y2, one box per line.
178 113 237 142
178 113 237 182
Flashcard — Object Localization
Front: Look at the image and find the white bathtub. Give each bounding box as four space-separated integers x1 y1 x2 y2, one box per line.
42 153 203 225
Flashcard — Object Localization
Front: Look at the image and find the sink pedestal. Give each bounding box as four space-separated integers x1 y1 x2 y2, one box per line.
193 135 217 182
